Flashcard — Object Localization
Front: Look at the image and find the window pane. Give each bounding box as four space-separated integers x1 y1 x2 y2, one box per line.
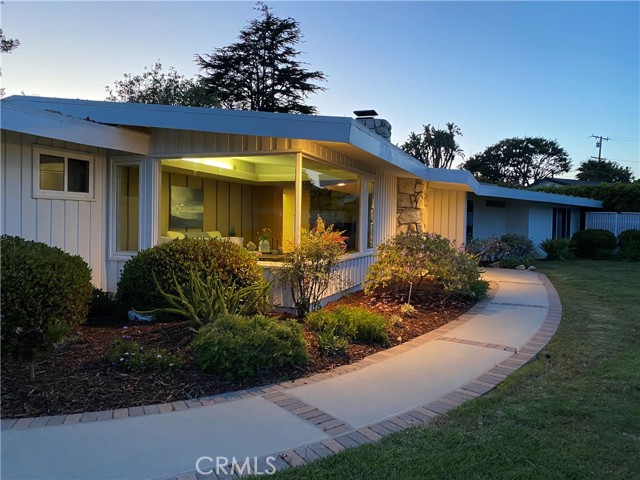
68 158 90 193
302 158 360 252
367 180 375 249
116 165 139 252
40 154 64 191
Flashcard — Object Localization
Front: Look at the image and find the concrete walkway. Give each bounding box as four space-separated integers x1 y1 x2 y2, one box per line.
1 270 562 480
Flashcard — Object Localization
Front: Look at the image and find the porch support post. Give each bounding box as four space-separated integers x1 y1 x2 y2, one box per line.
294 152 302 245
140 157 160 249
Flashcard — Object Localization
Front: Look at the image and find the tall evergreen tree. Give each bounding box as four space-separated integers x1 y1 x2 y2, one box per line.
195 4 326 114
577 159 634 183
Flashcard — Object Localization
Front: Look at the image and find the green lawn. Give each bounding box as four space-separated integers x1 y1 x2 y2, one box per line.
272 261 640 479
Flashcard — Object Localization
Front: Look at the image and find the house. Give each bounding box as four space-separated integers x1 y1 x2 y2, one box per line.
0 96 602 307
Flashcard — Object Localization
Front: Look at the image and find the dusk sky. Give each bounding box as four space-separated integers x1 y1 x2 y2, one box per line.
2 1 638 177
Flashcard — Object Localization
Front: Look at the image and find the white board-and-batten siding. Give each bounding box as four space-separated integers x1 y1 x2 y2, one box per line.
1 130 106 289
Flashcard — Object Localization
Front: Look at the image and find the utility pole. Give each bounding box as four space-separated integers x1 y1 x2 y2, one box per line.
590 134 610 162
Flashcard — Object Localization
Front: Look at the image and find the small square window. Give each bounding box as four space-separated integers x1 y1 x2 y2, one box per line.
33 148 94 200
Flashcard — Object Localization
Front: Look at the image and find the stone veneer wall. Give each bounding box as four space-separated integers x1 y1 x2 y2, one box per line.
397 178 427 234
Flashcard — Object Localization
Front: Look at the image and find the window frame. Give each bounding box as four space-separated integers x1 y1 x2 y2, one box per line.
32 146 95 201
110 158 143 260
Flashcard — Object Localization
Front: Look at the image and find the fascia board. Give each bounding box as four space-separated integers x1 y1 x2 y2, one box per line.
1 104 150 155
477 183 603 208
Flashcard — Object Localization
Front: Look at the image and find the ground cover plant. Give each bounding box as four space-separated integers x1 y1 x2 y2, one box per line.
466 233 538 267
271 260 640 479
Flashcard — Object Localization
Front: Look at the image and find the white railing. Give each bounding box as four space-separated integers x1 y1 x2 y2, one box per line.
261 252 375 311
585 212 640 236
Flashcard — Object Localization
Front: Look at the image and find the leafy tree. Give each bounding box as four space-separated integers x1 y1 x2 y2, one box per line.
577 159 634 183
462 136 572 187
1 28 20 97
105 61 217 107
195 3 326 114
400 123 464 168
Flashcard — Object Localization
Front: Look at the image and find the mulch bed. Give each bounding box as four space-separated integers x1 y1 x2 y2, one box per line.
1 287 474 419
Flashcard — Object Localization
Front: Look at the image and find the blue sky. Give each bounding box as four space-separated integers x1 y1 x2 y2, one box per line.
2 1 639 177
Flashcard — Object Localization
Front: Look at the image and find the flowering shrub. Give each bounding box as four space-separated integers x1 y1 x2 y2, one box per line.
116 238 265 313
466 234 537 266
276 216 347 317
365 232 487 299
105 327 182 372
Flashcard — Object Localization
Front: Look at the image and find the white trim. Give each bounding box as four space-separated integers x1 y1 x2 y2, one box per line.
32 145 95 201
109 158 142 261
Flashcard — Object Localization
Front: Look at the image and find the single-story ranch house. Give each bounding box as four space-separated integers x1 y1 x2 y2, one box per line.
1 96 602 307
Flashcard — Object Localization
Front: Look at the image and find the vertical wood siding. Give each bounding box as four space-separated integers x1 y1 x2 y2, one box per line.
425 187 466 245
1 131 106 289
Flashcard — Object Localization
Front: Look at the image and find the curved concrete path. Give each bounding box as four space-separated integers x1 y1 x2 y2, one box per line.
1 270 562 480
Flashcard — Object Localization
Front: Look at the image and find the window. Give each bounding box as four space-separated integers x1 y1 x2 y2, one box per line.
466 200 474 240
367 180 375 249
302 158 360 252
116 164 140 252
552 207 571 239
34 148 94 199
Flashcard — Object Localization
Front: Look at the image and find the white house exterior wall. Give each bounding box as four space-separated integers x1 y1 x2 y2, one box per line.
528 206 553 252
1 130 107 289
425 187 467 246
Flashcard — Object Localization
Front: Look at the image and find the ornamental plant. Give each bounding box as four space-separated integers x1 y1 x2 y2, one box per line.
365 232 487 299
116 238 265 312
105 327 182 372
571 229 617 258
276 216 347 318
1 235 93 378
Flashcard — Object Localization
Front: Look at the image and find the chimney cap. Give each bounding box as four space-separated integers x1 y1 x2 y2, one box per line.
353 109 378 118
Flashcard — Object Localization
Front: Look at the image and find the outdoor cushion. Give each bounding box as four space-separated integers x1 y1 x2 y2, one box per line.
207 231 222 239
185 231 209 239
164 231 186 239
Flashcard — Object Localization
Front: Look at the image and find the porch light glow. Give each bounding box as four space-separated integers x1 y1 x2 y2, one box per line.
181 157 233 170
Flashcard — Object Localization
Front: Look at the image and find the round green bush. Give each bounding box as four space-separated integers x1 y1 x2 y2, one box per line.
116 239 265 311
619 229 640 261
0 235 93 360
191 314 309 379
570 229 617 258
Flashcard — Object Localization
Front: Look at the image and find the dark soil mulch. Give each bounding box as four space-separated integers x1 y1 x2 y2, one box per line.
1 287 474 419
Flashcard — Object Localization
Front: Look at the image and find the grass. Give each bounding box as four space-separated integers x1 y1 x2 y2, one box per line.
272 260 640 479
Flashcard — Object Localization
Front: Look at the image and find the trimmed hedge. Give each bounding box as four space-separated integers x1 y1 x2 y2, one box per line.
191 314 309 379
0 235 93 360
619 229 640 261
116 239 266 312
533 183 640 212
570 229 617 258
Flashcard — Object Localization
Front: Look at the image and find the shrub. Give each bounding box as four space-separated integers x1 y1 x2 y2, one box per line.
533 183 640 212
619 229 640 261
106 333 182 372
466 234 536 265
151 270 270 328
539 238 572 260
0 235 92 368
276 216 347 318
366 232 485 299
400 303 417 318
89 288 118 318
306 306 388 345
116 238 266 312
316 329 349 356
571 229 617 258
191 314 309 379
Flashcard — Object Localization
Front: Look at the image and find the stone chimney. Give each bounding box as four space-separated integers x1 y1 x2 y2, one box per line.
353 110 392 141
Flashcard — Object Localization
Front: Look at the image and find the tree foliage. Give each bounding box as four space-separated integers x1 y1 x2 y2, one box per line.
400 123 464 168
462 137 572 187
0 28 20 97
195 4 326 114
105 61 217 107
577 159 635 183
